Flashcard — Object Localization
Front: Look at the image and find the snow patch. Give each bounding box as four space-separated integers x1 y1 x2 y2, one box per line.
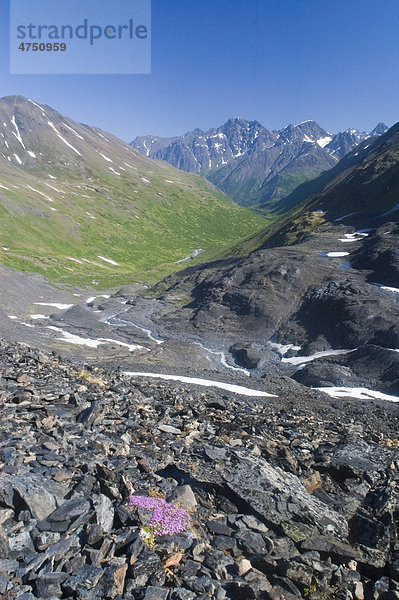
66 257 83 264
34 302 73 310
317 136 332 148
371 283 399 293
46 326 144 352
11 115 26 149
86 294 110 304
320 252 350 258
122 372 276 397
0 183 10 190
47 121 81 156
27 151 36 158
282 348 356 366
13 153 22 165
62 123 84 140
98 152 113 163
44 183 63 193
28 99 45 112
97 256 119 266
315 387 399 403
96 131 109 142
26 185 53 202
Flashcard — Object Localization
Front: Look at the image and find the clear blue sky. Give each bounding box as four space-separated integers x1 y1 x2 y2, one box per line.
1 0 398 140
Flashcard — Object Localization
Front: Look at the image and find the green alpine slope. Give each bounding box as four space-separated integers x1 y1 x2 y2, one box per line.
0 96 268 287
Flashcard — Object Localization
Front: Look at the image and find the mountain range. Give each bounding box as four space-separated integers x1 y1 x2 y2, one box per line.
131 118 388 211
0 95 267 287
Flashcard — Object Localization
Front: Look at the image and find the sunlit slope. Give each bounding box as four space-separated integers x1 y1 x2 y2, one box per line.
0 96 268 286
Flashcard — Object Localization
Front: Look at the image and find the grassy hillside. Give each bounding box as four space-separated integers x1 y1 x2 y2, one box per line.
0 96 269 287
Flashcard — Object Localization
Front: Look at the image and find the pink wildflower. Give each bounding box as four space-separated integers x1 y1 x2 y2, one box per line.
129 495 191 536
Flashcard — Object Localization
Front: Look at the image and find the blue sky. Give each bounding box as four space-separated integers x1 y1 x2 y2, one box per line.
1 0 398 140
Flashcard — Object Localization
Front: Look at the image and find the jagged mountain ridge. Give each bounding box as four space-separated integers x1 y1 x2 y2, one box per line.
131 118 388 210
0 95 267 287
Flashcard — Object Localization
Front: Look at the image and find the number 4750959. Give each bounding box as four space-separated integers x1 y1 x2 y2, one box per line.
18 42 66 51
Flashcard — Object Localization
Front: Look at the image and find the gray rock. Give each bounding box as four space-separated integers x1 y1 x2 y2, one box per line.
144 587 170 600
0 525 9 559
94 494 114 533
62 565 103 596
158 425 181 435
0 473 63 521
167 485 197 509
47 498 91 523
220 448 348 542
34 572 67 599
8 530 35 559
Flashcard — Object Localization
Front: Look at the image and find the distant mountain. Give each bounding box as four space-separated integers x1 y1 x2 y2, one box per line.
131 119 388 211
255 121 399 249
0 95 267 287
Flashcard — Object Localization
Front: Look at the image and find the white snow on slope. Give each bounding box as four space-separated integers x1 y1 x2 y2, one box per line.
28 99 45 112
11 115 26 149
66 257 83 264
47 121 81 156
13 154 22 165
315 387 399 403
0 183 9 190
317 136 332 148
62 123 84 140
96 131 109 141
26 185 53 202
34 302 73 310
268 341 302 356
86 294 110 304
46 326 144 352
44 183 63 193
372 282 399 293
109 167 121 176
97 256 119 266
27 151 36 158
99 152 113 162
321 252 350 258
123 372 277 397
282 348 356 366
141 177 150 183
30 314 49 320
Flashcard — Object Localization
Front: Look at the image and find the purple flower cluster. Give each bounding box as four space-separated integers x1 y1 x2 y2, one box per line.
129 495 191 536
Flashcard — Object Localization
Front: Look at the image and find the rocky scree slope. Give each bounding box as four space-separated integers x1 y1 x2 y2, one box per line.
1 339 399 599
131 118 388 211
0 95 267 287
